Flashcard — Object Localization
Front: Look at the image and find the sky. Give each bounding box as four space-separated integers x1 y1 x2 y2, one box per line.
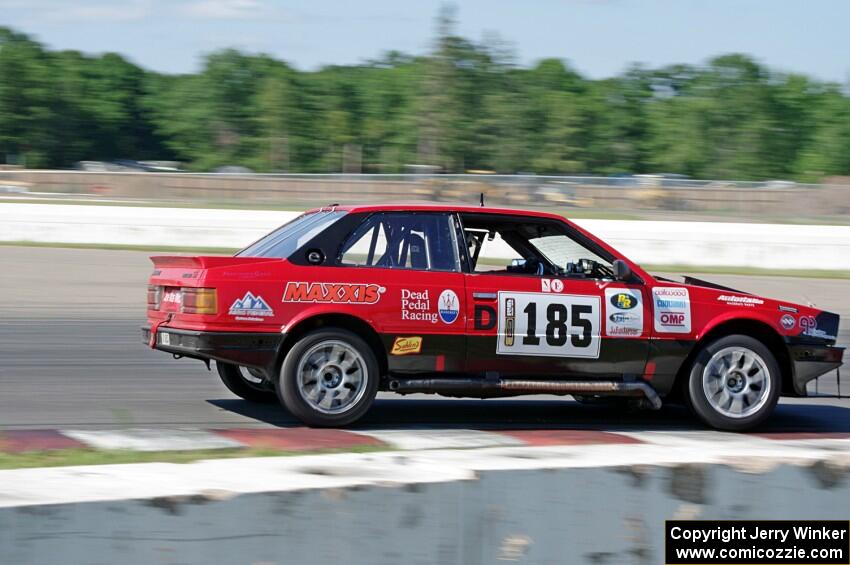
1 0 849 82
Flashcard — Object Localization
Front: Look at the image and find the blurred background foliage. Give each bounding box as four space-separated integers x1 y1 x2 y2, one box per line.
1 10 850 181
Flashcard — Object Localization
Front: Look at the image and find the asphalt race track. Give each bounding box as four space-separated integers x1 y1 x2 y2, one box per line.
1 246 848 432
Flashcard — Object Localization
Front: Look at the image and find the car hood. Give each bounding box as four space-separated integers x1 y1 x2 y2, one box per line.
660 274 841 344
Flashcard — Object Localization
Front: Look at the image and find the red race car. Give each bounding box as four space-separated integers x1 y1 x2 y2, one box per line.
142 204 843 430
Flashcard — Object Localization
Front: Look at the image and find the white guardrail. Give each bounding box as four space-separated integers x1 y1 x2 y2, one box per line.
1 203 848 270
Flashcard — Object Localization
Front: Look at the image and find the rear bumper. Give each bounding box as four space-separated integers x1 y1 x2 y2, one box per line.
141 325 285 372
787 341 844 395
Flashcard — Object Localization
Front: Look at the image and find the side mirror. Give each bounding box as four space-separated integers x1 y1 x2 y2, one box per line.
613 259 632 282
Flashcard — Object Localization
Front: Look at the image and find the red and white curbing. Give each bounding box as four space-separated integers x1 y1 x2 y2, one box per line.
1 427 849 455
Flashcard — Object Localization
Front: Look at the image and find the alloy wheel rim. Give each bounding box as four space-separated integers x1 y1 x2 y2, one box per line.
296 340 367 415
701 346 771 419
238 366 269 389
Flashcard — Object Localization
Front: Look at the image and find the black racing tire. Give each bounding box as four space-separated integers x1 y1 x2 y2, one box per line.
278 328 379 427
216 362 278 403
683 334 781 431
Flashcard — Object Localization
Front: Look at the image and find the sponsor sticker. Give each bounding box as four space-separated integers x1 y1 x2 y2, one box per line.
229 292 273 319
541 279 564 293
605 288 643 337
780 314 796 330
282 282 384 304
717 294 764 306
438 289 460 324
401 289 437 323
609 292 638 310
391 336 423 355
162 290 182 304
798 315 834 339
652 287 691 334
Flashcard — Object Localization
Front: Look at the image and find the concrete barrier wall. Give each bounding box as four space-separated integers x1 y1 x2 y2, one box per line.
5 170 850 217
2 458 848 565
2 203 849 269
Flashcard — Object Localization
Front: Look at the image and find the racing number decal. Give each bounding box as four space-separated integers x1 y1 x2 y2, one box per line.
497 292 600 358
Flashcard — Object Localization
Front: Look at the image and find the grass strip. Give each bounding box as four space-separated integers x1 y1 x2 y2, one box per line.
0 445 388 470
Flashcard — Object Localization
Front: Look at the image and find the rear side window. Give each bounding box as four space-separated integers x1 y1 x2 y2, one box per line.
237 211 346 258
339 213 459 272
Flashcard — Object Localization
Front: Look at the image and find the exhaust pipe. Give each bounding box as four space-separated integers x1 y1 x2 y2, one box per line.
388 378 662 410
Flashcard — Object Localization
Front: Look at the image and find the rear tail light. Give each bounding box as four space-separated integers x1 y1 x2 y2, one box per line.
181 287 217 314
147 285 162 310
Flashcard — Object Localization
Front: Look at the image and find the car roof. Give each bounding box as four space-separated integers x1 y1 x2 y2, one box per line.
305 202 567 221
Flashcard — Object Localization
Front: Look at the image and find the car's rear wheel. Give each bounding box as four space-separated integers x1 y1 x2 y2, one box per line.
216 362 277 403
684 334 780 431
278 329 379 427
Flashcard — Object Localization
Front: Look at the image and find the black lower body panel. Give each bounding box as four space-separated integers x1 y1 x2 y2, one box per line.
787 341 844 395
141 326 285 373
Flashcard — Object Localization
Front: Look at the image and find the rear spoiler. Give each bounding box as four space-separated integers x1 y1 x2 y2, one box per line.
150 256 275 269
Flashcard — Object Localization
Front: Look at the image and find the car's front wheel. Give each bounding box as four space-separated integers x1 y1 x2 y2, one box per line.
278 329 379 427
684 334 780 431
216 362 278 403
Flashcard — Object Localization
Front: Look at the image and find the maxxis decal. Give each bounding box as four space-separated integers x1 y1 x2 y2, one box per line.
282 282 385 304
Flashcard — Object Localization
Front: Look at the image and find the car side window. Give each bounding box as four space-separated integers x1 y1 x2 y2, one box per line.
465 230 523 273
460 213 615 279
339 213 459 272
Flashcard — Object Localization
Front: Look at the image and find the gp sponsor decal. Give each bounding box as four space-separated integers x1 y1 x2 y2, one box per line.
438 289 460 324
780 314 796 330
229 291 273 319
717 294 764 306
391 336 423 355
283 282 384 304
652 287 691 334
541 278 564 293
799 315 835 339
605 288 642 337
497 292 600 358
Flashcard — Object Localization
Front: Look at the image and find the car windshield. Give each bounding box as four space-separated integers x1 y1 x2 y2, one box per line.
237 210 347 258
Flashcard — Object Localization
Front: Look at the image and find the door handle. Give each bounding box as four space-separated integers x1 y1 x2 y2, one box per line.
473 292 497 301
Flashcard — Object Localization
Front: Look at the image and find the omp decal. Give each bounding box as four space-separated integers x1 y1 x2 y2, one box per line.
401 289 437 323
496 292 601 358
652 287 691 334
717 294 764 306
438 289 460 324
229 292 273 318
391 336 423 356
282 282 384 304
605 288 643 338
780 314 796 330
541 279 564 293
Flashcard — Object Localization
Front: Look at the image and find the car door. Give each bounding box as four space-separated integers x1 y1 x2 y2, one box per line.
460 214 649 378
337 211 467 374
